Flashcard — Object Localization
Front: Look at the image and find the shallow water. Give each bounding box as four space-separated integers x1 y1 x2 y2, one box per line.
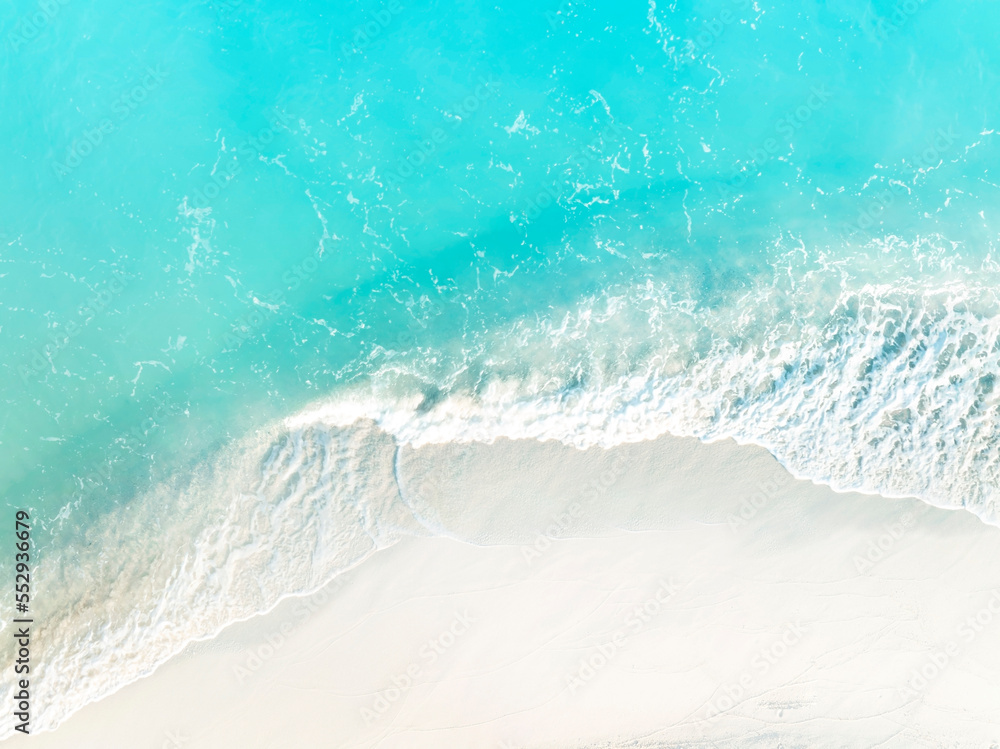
2 0 999 735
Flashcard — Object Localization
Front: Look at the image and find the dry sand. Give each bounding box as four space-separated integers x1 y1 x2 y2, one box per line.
21 434 1000 748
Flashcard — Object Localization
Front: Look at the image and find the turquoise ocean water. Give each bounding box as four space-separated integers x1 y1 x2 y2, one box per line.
3 0 1000 734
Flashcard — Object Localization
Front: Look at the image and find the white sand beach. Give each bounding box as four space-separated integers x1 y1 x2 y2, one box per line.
22 433 1000 748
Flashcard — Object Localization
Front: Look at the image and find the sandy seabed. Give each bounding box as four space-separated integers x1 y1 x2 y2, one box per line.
21 433 1000 748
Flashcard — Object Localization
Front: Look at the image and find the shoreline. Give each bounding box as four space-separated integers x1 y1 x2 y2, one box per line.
16 432 1000 748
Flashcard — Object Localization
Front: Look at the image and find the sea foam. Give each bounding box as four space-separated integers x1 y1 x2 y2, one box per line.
6 239 1000 738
